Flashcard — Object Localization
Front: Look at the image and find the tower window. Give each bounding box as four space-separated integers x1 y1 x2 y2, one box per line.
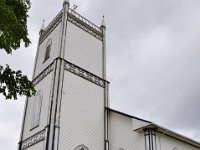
44 39 52 62
31 90 43 130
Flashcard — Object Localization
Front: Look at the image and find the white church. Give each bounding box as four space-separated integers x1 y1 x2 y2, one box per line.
18 1 200 150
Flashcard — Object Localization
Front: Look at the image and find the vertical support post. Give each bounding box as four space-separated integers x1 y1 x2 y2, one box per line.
104 82 109 150
101 16 106 80
46 1 69 150
53 59 65 150
101 16 109 150
53 1 69 149
59 0 69 58
144 129 157 150
46 59 61 150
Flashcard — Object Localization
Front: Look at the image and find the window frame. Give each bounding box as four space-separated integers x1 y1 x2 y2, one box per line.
30 89 43 130
43 39 52 63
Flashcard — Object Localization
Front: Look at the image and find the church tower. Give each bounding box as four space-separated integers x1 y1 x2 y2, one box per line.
19 1 109 150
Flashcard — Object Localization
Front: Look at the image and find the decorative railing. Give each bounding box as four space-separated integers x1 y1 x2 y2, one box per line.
39 8 103 43
68 8 101 33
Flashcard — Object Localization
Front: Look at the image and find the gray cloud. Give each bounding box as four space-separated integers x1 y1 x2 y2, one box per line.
1 0 200 149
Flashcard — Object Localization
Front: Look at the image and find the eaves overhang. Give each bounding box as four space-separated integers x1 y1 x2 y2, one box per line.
134 123 200 148
107 107 200 148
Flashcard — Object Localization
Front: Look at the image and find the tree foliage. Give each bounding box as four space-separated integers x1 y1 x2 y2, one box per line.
0 0 31 53
0 0 35 100
0 65 35 99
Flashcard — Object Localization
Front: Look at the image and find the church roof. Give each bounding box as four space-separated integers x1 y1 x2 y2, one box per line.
107 107 200 148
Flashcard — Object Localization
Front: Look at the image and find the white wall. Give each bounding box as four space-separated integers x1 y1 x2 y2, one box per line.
109 111 200 150
59 70 104 150
64 21 103 77
34 22 61 78
109 111 145 150
22 72 53 140
157 132 200 150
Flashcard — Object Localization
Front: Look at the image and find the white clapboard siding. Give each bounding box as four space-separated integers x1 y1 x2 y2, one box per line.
65 21 103 77
59 70 104 150
109 111 145 150
157 132 200 150
22 72 53 140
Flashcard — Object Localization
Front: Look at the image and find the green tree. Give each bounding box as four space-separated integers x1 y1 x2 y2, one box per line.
0 0 35 100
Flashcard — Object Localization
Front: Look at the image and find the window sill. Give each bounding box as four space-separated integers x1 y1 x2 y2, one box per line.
43 57 50 64
30 125 39 131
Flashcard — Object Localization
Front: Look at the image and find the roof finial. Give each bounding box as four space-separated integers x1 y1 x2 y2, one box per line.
41 19 45 30
39 19 45 35
101 15 106 27
63 0 70 6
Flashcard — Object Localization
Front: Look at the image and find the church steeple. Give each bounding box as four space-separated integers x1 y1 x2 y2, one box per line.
19 2 108 150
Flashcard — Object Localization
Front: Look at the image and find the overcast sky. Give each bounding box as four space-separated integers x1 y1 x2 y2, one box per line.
1 0 200 149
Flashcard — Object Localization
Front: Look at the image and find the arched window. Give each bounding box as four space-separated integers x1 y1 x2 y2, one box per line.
74 144 89 150
31 90 43 129
44 39 52 62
